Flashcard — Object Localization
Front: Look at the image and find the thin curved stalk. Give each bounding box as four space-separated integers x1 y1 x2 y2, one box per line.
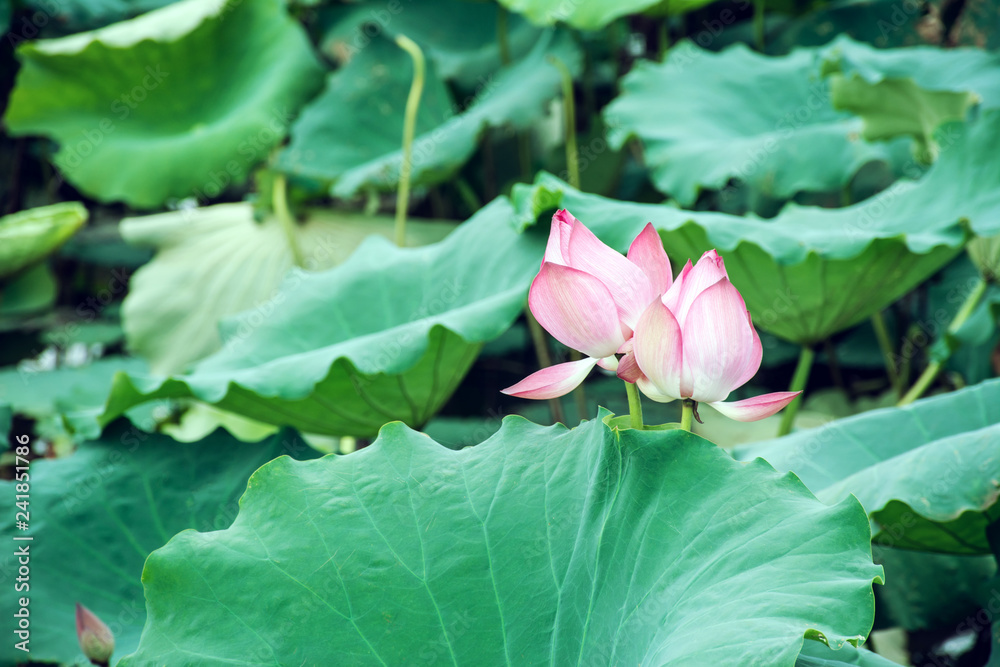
870 310 901 396
273 173 304 268
548 54 579 189
777 346 815 436
394 35 425 247
898 278 988 406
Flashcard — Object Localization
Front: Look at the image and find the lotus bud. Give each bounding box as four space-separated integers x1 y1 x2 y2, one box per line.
76 603 114 665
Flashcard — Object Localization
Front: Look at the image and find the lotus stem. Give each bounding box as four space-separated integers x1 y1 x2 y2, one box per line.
273 173 304 268
525 310 566 424
497 6 511 65
777 345 815 436
395 35 425 247
626 381 645 430
548 54 579 189
454 177 482 216
680 399 693 432
871 310 901 396
898 277 988 406
753 0 766 51
568 349 588 419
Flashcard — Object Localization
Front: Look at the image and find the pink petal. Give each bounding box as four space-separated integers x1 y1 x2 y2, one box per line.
681 278 757 403
544 210 575 265
501 358 599 399
627 223 672 295
707 391 802 422
616 350 643 383
631 300 685 399
730 311 764 389
667 249 730 327
529 263 625 358
564 217 657 330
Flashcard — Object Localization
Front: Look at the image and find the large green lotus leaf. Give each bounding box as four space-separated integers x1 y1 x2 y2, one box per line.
494 0 661 29
3 0 323 209
0 421 316 666
511 160 973 344
603 40 909 206
0 202 87 278
735 379 1000 554
120 203 454 374
320 0 542 88
98 198 544 437
279 30 580 197
120 415 882 666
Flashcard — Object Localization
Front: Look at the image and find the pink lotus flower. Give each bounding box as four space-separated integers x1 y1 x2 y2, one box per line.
502 210 670 400
619 249 800 421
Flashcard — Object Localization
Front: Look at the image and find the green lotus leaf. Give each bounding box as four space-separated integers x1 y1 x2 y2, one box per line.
120 203 454 374
320 0 543 88
97 198 544 437
735 378 1000 554
278 30 580 197
4 0 324 208
734 380 1000 632
0 421 317 666
605 36 1000 205
604 39 910 205
494 0 661 30
121 415 882 666
511 142 983 344
0 202 87 279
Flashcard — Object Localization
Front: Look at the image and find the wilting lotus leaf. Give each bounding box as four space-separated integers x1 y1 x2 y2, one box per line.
120 416 882 665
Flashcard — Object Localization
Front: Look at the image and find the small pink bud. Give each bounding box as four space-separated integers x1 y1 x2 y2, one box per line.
76 603 114 665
